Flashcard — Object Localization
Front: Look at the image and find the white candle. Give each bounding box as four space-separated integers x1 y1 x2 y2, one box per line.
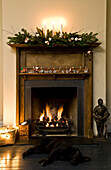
44 25 47 38
52 24 54 36
60 23 63 37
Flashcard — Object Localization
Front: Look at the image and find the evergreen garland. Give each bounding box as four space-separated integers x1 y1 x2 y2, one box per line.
7 27 99 47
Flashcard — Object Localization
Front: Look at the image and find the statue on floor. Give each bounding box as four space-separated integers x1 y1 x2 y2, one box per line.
93 98 110 138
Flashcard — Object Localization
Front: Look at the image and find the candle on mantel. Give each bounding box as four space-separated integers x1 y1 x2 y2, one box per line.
44 25 47 38
52 24 54 36
60 23 63 37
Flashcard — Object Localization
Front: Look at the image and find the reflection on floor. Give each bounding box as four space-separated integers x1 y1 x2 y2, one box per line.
0 139 111 170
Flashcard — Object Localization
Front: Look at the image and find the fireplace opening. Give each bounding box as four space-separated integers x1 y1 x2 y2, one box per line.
24 80 84 137
31 87 77 136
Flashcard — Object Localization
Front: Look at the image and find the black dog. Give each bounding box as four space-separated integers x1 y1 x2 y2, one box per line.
23 138 91 167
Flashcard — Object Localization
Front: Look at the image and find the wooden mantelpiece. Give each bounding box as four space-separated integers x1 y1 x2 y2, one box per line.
9 43 101 138
8 42 101 49
19 73 89 80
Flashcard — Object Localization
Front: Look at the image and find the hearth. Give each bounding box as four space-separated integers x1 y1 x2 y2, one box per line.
8 44 100 138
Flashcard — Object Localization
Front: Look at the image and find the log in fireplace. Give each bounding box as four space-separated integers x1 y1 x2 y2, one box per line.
9 43 100 138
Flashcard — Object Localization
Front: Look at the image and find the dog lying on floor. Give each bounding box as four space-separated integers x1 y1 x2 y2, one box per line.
23 138 91 167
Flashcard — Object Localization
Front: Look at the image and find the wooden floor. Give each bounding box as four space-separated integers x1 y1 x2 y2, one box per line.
0 138 111 170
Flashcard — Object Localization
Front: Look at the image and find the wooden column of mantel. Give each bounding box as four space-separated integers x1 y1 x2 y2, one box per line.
8 43 101 138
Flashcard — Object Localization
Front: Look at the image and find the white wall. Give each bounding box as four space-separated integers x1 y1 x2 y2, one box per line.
2 0 107 126
106 0 111 133
0 0 3 126
106 0 111 122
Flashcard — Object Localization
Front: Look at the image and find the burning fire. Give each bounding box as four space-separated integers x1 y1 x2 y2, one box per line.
39 104 63 122
36 104 73 130
57 105 63 120
46 104 52 122
40 110 45 121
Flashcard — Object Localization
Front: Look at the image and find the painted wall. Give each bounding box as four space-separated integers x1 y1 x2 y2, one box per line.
2 0 107 126
0 0 3 126
106 0 111 122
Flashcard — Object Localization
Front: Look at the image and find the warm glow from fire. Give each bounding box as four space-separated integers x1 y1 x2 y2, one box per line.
57 105 63 120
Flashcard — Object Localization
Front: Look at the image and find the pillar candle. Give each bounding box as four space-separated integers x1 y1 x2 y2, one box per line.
52 24 54 36
44 25 47 38
60 23 63 37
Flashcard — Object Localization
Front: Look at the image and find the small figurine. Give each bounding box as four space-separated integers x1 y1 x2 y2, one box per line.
44 68 49 73
53 68 57 73
65 67 69 73
48 68 53 73
93 98 110 137
72 67 76 73
21 67 26 73
35 65 39 72
69 67 72 73
39 67 44 73
83 66 88 73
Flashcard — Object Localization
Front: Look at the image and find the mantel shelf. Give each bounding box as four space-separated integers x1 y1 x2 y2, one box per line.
19 72 90 76
8 42 101 50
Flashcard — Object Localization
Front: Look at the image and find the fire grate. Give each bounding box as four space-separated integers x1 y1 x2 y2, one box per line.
33 117 73 136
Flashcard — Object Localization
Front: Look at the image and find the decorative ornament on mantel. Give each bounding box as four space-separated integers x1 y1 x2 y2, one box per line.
7 27 100 47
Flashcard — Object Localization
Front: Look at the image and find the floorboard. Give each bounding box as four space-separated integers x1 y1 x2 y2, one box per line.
0 138 111 170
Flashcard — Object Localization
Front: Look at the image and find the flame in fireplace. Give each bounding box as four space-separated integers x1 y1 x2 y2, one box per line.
46 104 52 122
40 110 45 121
57 105 63 120
39 104 64 122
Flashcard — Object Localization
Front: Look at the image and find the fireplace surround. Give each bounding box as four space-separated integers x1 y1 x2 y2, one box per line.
9 43 100 138
25 79 84 136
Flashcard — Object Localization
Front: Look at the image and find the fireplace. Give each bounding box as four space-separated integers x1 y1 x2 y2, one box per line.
25 80 84 136
9 44 100 138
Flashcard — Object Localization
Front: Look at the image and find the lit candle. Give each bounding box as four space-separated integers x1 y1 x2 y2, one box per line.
52 24 54 36
60 23 63 37
44 25 47 38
